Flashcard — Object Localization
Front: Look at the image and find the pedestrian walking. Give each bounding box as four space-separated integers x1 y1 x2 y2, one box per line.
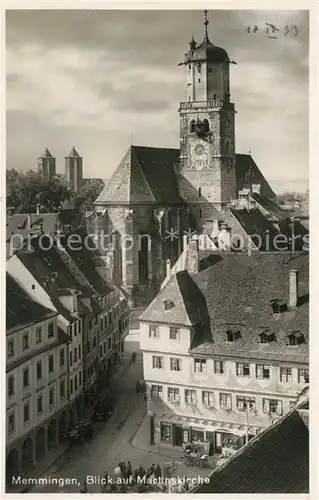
135 380 140 394
127 461 132 477
134 467 139 482
138 465 146 480
131 352 136 363
80 481 88 493
155 464 162 478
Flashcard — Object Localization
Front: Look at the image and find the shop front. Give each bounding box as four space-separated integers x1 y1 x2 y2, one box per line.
158 418 251 456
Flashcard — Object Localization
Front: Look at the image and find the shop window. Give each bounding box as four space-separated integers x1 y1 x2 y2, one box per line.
160 423 172 443
191 429 204 443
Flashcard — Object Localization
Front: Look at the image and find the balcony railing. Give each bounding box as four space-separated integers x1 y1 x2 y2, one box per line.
179 100 234 111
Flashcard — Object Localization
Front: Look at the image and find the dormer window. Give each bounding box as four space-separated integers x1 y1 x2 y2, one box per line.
287 331 305 346
164 299 174 311
258 329 276 344
226 329 240 342
270 299 287 314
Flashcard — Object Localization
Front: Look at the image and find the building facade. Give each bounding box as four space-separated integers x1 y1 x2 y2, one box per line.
6 275 69 483
139 247 309 454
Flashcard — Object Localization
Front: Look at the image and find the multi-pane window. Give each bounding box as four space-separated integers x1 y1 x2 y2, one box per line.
298 369 309 384
36 327 42 344
23 403 30 423
60 380 65 400
48 322 54 338
23 368 29 388
48 355 54 373
194 359 207 373
236 363 250 377
79 371 82 386
108 337 112 350
185 389 197 404
75 375 78 391
70 351 73 367
103 342 106 354
36 361 42 380
152 356 163 369
74 322 77 336
8 375 14 396
8 339 14 358
49 387 55 406
23 333 29 350
74 349 77 363
256 364 270 379
170 358 182 371
168 387 180 404
220 393 232 410
263 398 282 415
8 413 15 433
202 391 214 406
93 336 97 348
37 395 43 414
60 348 65 367
214 360 224 374
151 385 163 399
169 327 180 340
280 367 293 383
149 325 159 338
87 341 91 354
237 396 256 411
100 345 103 357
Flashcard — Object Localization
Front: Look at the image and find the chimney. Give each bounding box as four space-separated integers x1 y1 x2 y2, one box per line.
187 235 199 274
289 270 298 308
36 203 41 215
27 214 32 229
183 234 188 251
166 259 171 277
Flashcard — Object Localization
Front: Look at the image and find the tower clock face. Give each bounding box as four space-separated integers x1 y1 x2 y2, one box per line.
38 158 43 165
189 139 209 169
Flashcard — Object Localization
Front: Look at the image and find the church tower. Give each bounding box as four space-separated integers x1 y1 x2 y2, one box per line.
37 147 56 177
65 146 84 192
179 10 236 210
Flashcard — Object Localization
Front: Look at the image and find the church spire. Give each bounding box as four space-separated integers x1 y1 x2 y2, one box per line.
204 9 210 41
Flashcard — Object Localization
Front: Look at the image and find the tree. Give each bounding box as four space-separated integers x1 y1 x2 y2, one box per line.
74 179 105 212
6 169 74 213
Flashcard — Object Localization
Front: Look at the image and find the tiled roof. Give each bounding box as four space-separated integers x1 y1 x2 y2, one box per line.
7 213 60 242
6 273 57 333
95 145 181 205
141 252 309 363
236 154 276 200
61 229 114 296
192 400 309 494
38 147 53 158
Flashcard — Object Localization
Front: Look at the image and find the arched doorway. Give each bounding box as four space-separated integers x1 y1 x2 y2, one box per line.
6 449 19 485
58 411 68 440
35 428 46 462
21 437 33 472
47 419 57 449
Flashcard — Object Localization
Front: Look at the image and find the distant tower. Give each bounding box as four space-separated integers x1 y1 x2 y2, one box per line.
65 146 83 192
37 147 56 177
179 10 237 208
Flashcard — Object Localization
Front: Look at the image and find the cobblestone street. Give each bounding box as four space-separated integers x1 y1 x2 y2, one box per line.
24 341 217 494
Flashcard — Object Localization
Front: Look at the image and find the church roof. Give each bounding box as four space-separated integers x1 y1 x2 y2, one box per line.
66 146 81 158
235 154 276 200
38 147 53 159
183 36 230 64
95 145 181 205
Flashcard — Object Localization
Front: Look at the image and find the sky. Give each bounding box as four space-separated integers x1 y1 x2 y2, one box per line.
6 9 309 193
